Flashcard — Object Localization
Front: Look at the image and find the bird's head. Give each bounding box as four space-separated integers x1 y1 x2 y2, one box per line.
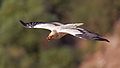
46 30 58 41
46 35 55 41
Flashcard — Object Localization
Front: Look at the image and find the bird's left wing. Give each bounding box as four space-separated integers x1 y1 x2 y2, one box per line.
19 20 57 31
52 22 84 27
52 22 64 26
60 23 84 29
65 23 84 26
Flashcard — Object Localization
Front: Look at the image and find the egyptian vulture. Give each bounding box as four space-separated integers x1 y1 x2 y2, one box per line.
19 20 109 42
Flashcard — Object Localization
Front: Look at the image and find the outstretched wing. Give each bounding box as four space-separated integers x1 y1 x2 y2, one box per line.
19 20 57 31
57 28 109 42
61 23 84 28
75 28 110 42
52 22 84 27
65 23 84 26
57 28 83 38
52 22 64 26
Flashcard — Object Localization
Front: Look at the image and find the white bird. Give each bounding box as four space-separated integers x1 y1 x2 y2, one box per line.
19 20 109 42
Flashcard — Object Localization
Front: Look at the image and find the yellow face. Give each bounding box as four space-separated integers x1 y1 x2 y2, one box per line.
46 30 58 41
46 35 55 41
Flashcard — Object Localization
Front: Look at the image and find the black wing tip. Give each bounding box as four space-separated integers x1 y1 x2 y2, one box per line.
102 38 110 42
19 20 27 26
95 37 110 43
19 20 24 23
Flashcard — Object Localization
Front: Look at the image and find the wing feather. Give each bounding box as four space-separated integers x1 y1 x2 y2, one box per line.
19 20 56 31
52 22 64 26
52 22 84 26
57 28 83 38
60 23 84 28
65 23 84 26
33 23 56 31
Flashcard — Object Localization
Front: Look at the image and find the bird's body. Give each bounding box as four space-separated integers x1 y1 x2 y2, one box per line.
19 20 109 42
47 30 67 40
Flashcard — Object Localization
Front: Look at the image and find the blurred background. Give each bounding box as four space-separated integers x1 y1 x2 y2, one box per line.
0 0 120 68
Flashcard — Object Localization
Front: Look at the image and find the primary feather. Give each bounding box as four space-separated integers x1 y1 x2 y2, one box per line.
75 28 110 42
19 20 56 31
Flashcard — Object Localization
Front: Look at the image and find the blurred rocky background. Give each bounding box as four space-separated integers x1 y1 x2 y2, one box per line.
0 0 120 68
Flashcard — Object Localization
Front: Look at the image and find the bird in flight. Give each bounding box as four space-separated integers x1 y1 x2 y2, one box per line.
19 20 109 42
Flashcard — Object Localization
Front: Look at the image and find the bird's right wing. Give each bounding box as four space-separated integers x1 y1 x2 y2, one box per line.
57 28 110 42
57 28 83 38
19 20 56 31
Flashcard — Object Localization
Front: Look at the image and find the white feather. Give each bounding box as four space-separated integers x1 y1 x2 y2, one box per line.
33 23 56 31
61 23 84 28
52 22 64 25
65 23 84 26
57 28 83 37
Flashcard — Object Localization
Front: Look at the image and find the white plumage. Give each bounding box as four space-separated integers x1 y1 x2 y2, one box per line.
19 20 109 42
